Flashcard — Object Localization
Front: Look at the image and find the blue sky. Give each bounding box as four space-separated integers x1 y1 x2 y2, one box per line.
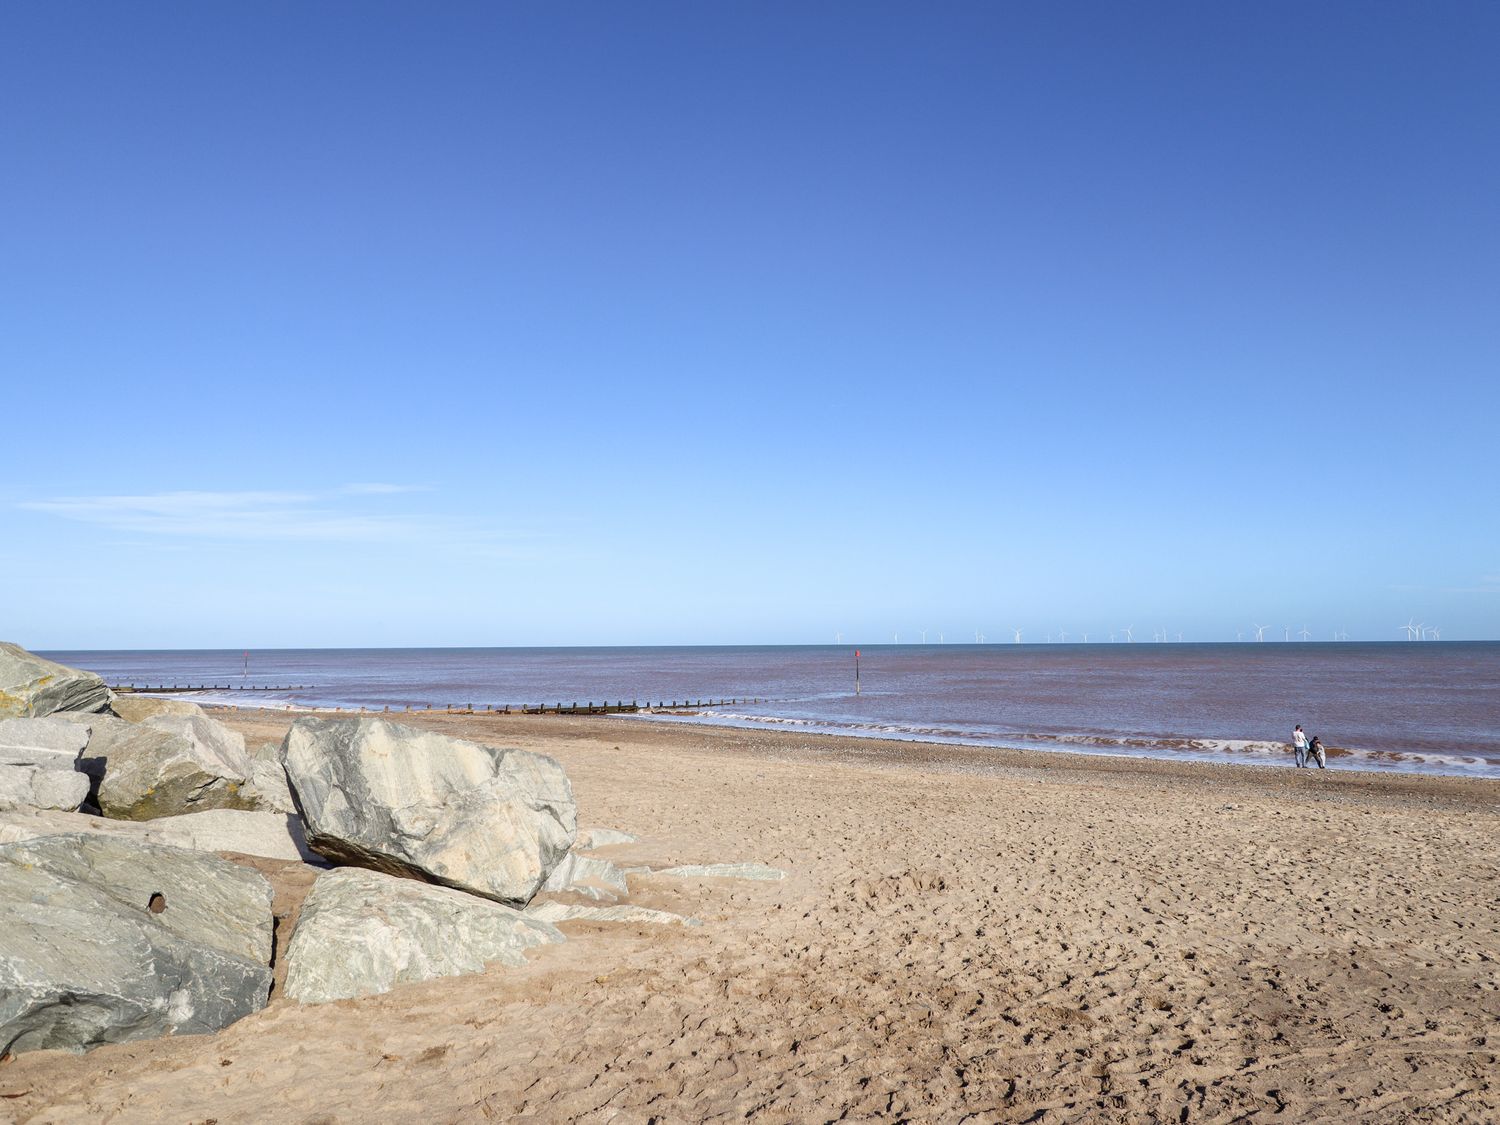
3 2 1497 647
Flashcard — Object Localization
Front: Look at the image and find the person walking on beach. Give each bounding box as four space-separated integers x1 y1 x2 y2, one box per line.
1308 734 1327 769
1292 724 1308 767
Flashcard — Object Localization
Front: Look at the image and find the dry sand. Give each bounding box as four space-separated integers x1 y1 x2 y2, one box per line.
4 709 1499 1123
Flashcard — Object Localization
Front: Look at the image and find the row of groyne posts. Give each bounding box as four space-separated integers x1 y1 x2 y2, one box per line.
109 685 760 716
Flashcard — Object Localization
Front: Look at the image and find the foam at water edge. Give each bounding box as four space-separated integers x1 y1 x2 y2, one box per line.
629 710 1500 777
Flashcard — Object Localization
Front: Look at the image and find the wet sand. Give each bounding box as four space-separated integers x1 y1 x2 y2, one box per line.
5 709 1499 1123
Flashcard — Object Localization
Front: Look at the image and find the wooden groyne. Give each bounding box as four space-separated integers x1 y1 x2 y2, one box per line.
108 689 761 716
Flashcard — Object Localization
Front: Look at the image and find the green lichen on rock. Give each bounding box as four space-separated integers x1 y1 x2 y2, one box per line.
93 714 257 821
0 644 110 718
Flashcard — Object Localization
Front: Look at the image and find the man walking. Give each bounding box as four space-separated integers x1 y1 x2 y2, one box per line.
1292 724 1308 768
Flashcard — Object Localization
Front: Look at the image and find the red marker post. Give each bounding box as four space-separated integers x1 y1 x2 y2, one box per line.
855 649 861 696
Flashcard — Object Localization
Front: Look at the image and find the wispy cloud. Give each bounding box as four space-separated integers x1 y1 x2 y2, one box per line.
22 488 434 543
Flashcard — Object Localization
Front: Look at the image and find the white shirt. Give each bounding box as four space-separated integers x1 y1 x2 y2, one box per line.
1293 729 1307 749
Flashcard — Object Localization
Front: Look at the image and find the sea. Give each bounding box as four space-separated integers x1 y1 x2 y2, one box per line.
41 643 1500 778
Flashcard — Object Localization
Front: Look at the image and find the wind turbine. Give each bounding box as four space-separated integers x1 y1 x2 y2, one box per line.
1298 626 1311 641
1013 628 1023 644
1058 629 1069 643
1236 630 1244 642
920 630 927 644
1109 631 1117 642
1424 625 1440 640
1176 632 1183 642
1122 626 1134 642
835 632 842 644
1253 624 1269 642
1082 632 1090 643
1283 626 1291 642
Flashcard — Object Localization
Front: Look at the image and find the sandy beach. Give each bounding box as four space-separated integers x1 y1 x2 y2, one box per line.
5 708 1499 1123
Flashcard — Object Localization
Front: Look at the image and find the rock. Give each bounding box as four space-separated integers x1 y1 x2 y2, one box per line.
0 716 90 768
0 808 318 863
282 717 576 905
108 695 206 723
0 834 273 1055
283 867 564 1004
540 852 630 902
0 717 92 812
576 827 637 850
0 766 89 812
0 808 94 846
144 809 318 863
61 711 134 801
654 863 788 881
145 713 253 776
245 741 295 814
0 643 111 719
94 713 255 821
526 902 702 927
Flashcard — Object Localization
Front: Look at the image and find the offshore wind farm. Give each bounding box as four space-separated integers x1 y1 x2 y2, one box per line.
833 621 1450 643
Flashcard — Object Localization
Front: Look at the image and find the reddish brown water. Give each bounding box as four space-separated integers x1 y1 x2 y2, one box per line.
50 642 1500 776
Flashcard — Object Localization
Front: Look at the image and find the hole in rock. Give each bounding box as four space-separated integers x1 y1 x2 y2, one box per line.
148 892 167 914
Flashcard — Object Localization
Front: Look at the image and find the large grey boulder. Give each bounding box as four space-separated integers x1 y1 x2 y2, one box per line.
0 807 318 863
0 717 91 811
142 809 317 863
0 716 91 768
283 867 564 1004
245 741 295 814
94 713 256 821
0 766 89 812
0 643 110 718
109 695 206 724
282 717 576 905
0 834 273 1055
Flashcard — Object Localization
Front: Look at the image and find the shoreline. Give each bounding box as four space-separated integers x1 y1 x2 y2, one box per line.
183 698 1500 785
217 705 1500 810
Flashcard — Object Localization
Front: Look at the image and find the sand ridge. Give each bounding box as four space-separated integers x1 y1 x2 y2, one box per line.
3 710 1497 1122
